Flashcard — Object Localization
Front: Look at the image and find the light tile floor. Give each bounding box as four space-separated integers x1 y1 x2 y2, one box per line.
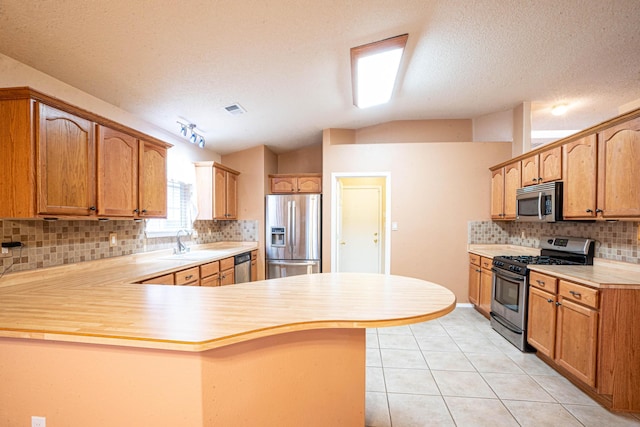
366 306 640 427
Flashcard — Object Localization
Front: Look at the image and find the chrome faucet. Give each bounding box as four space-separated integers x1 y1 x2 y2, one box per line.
175 229 191 254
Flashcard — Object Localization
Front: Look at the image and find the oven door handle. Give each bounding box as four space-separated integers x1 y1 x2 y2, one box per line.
491 268 525 281
490 312 523 335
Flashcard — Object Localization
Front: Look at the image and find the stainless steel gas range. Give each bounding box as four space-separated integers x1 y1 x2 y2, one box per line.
490 236 595 351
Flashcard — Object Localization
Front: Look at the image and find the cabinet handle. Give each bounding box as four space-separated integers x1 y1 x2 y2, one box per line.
133 208 140 213
537 177 542 182
569 290 581 297
547 298 553 303
476 269 481 273
585 209 593 213
89 206 97 211
536 280 545 286
595 209 603 213
185 275 193 280
141 209 147 214
555 301 562 306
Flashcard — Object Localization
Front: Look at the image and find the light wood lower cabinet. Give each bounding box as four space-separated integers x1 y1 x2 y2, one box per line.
200 261 220 287
140 273 175 285
219 257 235 286
468 254 481 306
175 266 200 286
250 250 258 282
527 273 640 412
467 253 492 319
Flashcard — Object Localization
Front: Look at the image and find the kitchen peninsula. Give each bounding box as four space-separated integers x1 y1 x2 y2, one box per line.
0 249 455 427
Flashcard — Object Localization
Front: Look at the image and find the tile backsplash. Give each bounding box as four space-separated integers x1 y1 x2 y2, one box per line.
468 220 640 264
0 219 258 274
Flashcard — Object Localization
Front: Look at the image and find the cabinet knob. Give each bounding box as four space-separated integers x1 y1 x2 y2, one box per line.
89 206 97 211
595 209 603 213
555 301 562 306
547 298 553 303
585 209 593 213
141 209 147 214
133 208 140 213
537 177 542 182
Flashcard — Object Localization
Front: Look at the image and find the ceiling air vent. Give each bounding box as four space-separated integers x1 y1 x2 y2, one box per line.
223 103 247 116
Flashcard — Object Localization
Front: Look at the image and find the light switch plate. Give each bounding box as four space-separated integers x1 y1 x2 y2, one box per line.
391 222 398 231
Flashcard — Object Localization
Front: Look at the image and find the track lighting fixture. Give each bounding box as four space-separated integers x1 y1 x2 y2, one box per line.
176 120 205 148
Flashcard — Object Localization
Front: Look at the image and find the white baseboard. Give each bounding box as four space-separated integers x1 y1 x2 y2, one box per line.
456 303 474 308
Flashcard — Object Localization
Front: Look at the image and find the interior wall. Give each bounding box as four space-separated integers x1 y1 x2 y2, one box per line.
355 119 473 143
512 102 532 157
323 129 512 302
222 145 277 281
277 143 322 173
473 109 514 142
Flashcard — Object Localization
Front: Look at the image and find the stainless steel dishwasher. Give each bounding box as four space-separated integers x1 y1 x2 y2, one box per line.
234 252 251 284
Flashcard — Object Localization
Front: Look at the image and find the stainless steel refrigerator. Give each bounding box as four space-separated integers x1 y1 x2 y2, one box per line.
265 194 321 279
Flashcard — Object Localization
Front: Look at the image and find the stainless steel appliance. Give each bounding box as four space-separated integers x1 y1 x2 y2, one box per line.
265 194 321 279
234 252 251 284
516 181 563 222
490 236 594 351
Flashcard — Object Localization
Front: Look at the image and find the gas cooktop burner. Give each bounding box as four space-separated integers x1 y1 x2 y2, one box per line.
495 255 580 266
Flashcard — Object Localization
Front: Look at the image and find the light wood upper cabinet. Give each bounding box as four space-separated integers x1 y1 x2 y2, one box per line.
37 104 96 216
195 162 240 220
0 87 171 219
522 147 562 186
597 116 640 218
562 135 598 219
270 174 322 194
97 126 138 217
138 140 168 218
491 161 520 220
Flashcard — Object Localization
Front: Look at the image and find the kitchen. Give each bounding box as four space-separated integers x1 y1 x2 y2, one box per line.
1 1 640 426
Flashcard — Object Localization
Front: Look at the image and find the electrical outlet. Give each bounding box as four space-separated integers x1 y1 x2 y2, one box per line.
109 233 117 247
521 231 526 239
1 247 7 254
31 416 46 427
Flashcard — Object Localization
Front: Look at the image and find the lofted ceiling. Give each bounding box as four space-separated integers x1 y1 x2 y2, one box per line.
0 1 639 154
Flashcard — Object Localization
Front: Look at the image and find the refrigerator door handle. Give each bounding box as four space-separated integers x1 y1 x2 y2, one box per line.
291 200 296 253
287 201 292 249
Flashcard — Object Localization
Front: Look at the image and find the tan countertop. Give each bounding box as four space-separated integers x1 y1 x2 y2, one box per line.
0 243 456 351
468 244 540 259
468 244 640 290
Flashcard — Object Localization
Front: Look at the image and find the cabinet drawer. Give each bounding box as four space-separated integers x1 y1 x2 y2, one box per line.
201 274 219 287
559 280 599 309
220 256 234 271
529 271 558 293
469 253 480 266
480 257 492 270
200 261 220 278
175 266 200 286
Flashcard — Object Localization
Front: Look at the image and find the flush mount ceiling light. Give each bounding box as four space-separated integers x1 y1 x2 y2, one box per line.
351 34 408 109
177 121 205 148
551 104 568 116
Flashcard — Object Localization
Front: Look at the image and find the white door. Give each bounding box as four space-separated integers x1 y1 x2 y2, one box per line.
337 186 381 273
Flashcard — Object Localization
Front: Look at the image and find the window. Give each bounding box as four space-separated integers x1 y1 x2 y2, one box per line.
145 180 195 235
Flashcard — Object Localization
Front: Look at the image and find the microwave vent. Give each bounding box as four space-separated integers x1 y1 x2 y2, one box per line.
223 103 246 116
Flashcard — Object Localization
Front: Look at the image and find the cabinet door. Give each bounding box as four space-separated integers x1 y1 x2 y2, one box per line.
598 116 640 218
225 171 238 219
503 162 521 219
297 176 322 193
521 154 539 186
271 176 297 193
468 263 481 306
563 135 597 219
138 141 167 218
555 297 598 387
141 273 174 285
527 287 557 358
201 274 220 287
97 126 138 217
37 104 96 216
220 268 235 286
478 268 492 319
250 250 258 282
539 146 562 183
490 168 505 219
213 167 227 219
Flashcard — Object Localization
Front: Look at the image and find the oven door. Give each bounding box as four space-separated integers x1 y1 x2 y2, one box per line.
490 268 527 329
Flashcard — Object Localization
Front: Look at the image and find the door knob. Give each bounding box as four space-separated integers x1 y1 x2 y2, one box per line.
340 241 346 245
373 239 378 243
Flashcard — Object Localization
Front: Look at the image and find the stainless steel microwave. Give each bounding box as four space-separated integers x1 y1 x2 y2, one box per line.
516 181 563 222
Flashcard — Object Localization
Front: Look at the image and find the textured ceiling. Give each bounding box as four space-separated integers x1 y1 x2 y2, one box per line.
0 1 639 154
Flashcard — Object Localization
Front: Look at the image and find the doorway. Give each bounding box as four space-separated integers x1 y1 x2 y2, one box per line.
332 173 390 274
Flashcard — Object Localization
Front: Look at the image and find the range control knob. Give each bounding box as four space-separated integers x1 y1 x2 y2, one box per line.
547 239 554 244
